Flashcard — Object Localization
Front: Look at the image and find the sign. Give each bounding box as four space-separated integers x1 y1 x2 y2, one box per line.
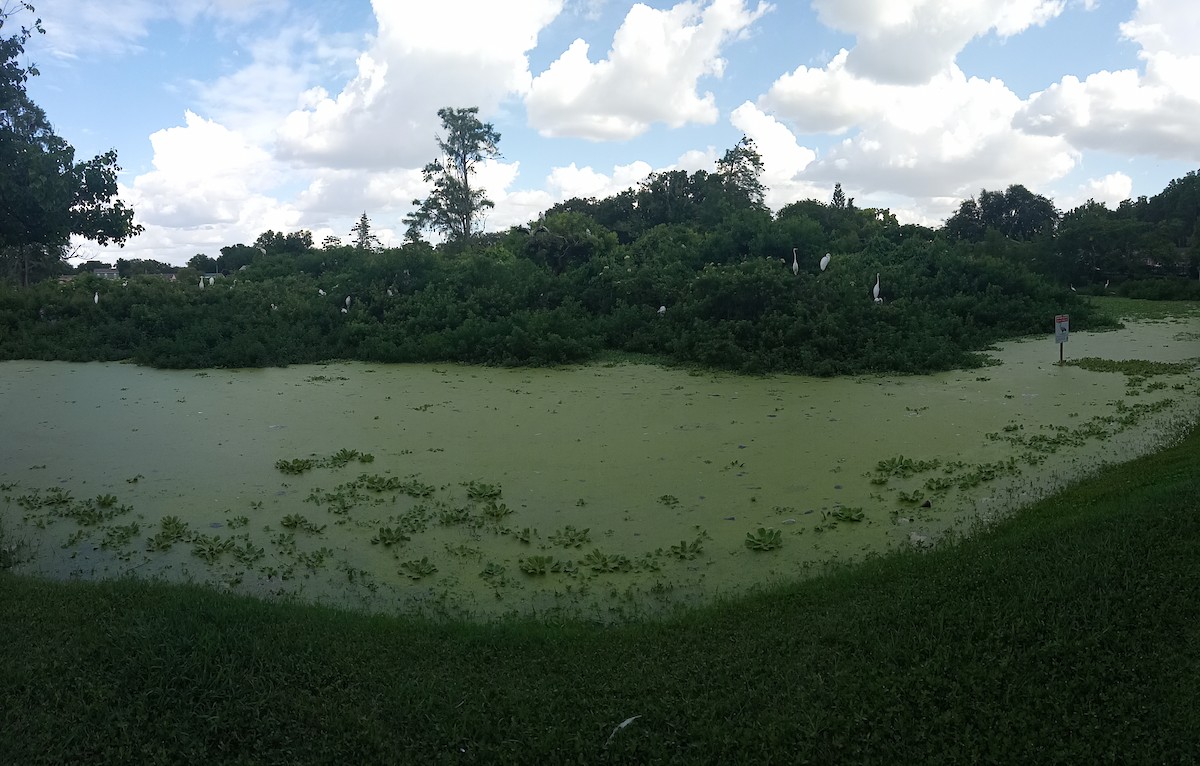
1054 314 1069 344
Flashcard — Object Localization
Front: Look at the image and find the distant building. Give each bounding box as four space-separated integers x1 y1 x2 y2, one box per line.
93 268 120 280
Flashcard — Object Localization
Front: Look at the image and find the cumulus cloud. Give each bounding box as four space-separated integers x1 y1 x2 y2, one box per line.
1056 171 1134 211
729 102 825 207
525 0 772 140
810 0 1066 85
275 0 562 168
1017 0 1200 161
761 53 1077 199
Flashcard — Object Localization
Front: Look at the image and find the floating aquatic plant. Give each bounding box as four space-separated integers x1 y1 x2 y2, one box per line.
191 534 233 563
371 526 410 547
744 527 783 551
399 557 438 580
548 525 591 549
465 481 502 502
668 537 704 561
658 494 680 508
518 555 556 576
146 516 191 551
582 549 631 573
280 514 326 535
830 507 865 523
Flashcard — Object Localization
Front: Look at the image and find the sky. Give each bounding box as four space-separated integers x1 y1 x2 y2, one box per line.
14 0 1200 266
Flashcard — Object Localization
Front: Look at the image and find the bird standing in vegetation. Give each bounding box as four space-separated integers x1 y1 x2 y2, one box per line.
791 248 799 275
658 305 666 316
198 277 204 290
874 274 882 303
820 252 831 272
345 295 352 309
93 291 98 304
318 288 326 296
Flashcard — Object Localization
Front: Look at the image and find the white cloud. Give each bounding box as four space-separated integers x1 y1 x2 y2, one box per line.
761 56 1078 199
729 102 824 207
1016 1 1200 161
275 0 562 168
525 0 772 140
809 0 1065 84
1057 171 1133 211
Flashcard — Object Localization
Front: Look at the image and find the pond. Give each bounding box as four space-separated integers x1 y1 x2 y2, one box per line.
2 314 1198 621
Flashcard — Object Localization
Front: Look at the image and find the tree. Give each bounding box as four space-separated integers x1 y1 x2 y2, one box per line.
187 254 217 273
254 229 313 256
945 185 1058 243
1 4 142 285
350 213 381 251
716 135 765 208
831 183 846 209
404 107 500 244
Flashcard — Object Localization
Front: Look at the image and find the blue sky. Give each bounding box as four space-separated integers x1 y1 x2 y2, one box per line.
17 0 1200 265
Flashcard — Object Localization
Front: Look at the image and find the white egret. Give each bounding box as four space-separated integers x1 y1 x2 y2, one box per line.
93 291 99 304
873 273 881 301
345 295 351 309
198 277 204 289
1104 279 1110 289
340 307 348 314
270 304 278 311
208 276 214 286
791 248 799 275
387 288 394 297
820 252 831 272
1070 285 1077 292
657 305 666 316
318 288 326 296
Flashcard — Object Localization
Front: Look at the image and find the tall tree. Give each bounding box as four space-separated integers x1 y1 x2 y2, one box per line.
831 182 846 209
350 212 381 251
715 135 765 208
1 3 142 285
404 107 500 244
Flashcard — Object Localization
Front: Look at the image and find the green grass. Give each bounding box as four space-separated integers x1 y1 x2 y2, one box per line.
3 422 1200 763
1089 295 1200 321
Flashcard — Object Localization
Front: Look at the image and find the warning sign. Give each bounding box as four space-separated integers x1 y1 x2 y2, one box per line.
1054 314 1069 344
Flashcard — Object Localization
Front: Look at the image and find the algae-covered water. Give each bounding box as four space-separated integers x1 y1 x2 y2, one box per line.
3 315 1198 620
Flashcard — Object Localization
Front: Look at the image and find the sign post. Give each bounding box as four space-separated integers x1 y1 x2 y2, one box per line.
1054 314 1069 363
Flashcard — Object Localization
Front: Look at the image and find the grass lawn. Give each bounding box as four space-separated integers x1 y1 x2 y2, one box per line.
3 420 1199 764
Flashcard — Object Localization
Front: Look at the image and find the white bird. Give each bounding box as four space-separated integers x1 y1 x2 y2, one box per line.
387 288 394 297
198 277 205 289
873 273 881 301
345 295 351 309
820 252 831 272
1104 279 1110 289
318 288 326 296
93 291 99 304
1070 284 1077 292
270 304 278 311
340 308 348 314
657 305 666 316
791 248 799 275
208 276 215 286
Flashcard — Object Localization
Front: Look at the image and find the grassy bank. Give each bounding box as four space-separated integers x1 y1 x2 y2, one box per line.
3 421 1199 764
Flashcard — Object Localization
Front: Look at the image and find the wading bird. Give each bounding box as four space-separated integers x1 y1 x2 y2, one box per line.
820 252 831 272
198 277 204 289
208 276 215 286
791 248 799 275
657 305 666 316
318 288 326 296
873 273 882 303
345 295 352 309
93 291 99 304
